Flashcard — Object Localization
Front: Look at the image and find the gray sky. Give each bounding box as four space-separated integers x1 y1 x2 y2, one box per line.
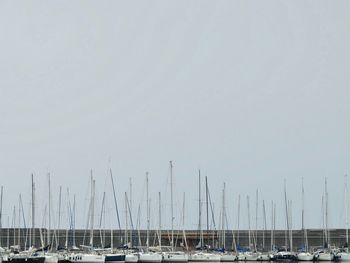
0 1 350 231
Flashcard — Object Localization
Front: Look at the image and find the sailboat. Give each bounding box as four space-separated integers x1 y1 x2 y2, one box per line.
162 161 188 263
337 176 350 261
67 174 105 263
242 196 260 261
257 200 270 261
8 175 46 263
219 183 236 262
297 178 314 261
314 178 334 261
189 172 220 262
138 173 162 263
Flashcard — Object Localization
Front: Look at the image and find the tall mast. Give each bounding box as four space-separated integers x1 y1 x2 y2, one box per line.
73 194 76 248
302 178 305 230
129 178 133 245
255 189 258 250
302 178 308 251
31 173 35 248
345 175 349 252
205 175 209 248
237 194 240 245
247 196 251 249
110 168 122 241
58 186 62 248
182 192 188 251
198 170 202 248
48 173 51 246
222 183 226 249
170 161 174 251
270 201 274 251
262 200 266 251
146 172 150 248
325 177 329 247
89 173 95 247
158 192 162 247
284 179 289 249
99 192 106 247
124 192 128 246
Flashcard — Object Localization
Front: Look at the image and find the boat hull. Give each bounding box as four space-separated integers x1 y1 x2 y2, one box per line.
189 253 221 262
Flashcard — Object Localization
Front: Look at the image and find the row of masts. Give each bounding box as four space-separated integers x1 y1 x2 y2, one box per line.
0 169 348 253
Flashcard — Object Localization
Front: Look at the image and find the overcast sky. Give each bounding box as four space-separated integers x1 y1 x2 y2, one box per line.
0 1 350 232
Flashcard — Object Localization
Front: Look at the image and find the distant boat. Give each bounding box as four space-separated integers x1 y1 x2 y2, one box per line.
337 176 350 261
297 178 313 262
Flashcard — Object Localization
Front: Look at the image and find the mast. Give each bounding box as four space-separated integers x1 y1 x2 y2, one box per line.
205 176 209 248
99 192 106 248
289 200 293 252
345 175 349 252
237 194 240 245
170 161 174 251
325 177 329 247
255 189 258 251
89 173 95 247
124 192 128 246
129 178 133 246
48 173 51 246
284 179 289 249
158 192 162 247
146 172 150 249
270 201 274 251
110 168 122 243
302 178 308 251
262 200 266 251
198 170 203 248
58 186 62 248
222 183 226 249
247 195 251 250
31 173 35 248
182 192 188 251
73 194 76 248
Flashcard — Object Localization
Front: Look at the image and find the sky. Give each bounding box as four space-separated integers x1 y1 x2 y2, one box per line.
0 1 350 232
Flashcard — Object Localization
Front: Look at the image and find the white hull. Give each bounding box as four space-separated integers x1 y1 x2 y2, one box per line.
125 254 138 263
242 252 260 261
67 253 105 263
138 253 162 263
257 254 270 261
220 254 237 262
297 252 314 261
162 252 188 262
189 252 221 262
45 255 59 263
315 252 334 261
338 252 350 261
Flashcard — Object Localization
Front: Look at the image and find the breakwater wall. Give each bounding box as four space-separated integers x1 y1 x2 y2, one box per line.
0 229 346 251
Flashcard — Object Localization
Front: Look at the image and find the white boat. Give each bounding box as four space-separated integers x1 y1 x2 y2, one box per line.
125 254 138 263
297 252 314 261
242 251 260 261
138 252 162 263
220 253 237 262
339 177 350 262
257 253 270 261
188 252 221 262
67 253 105 263
162 251 188 263
314 250 334 261
338 252 350 261
44 254 59 263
